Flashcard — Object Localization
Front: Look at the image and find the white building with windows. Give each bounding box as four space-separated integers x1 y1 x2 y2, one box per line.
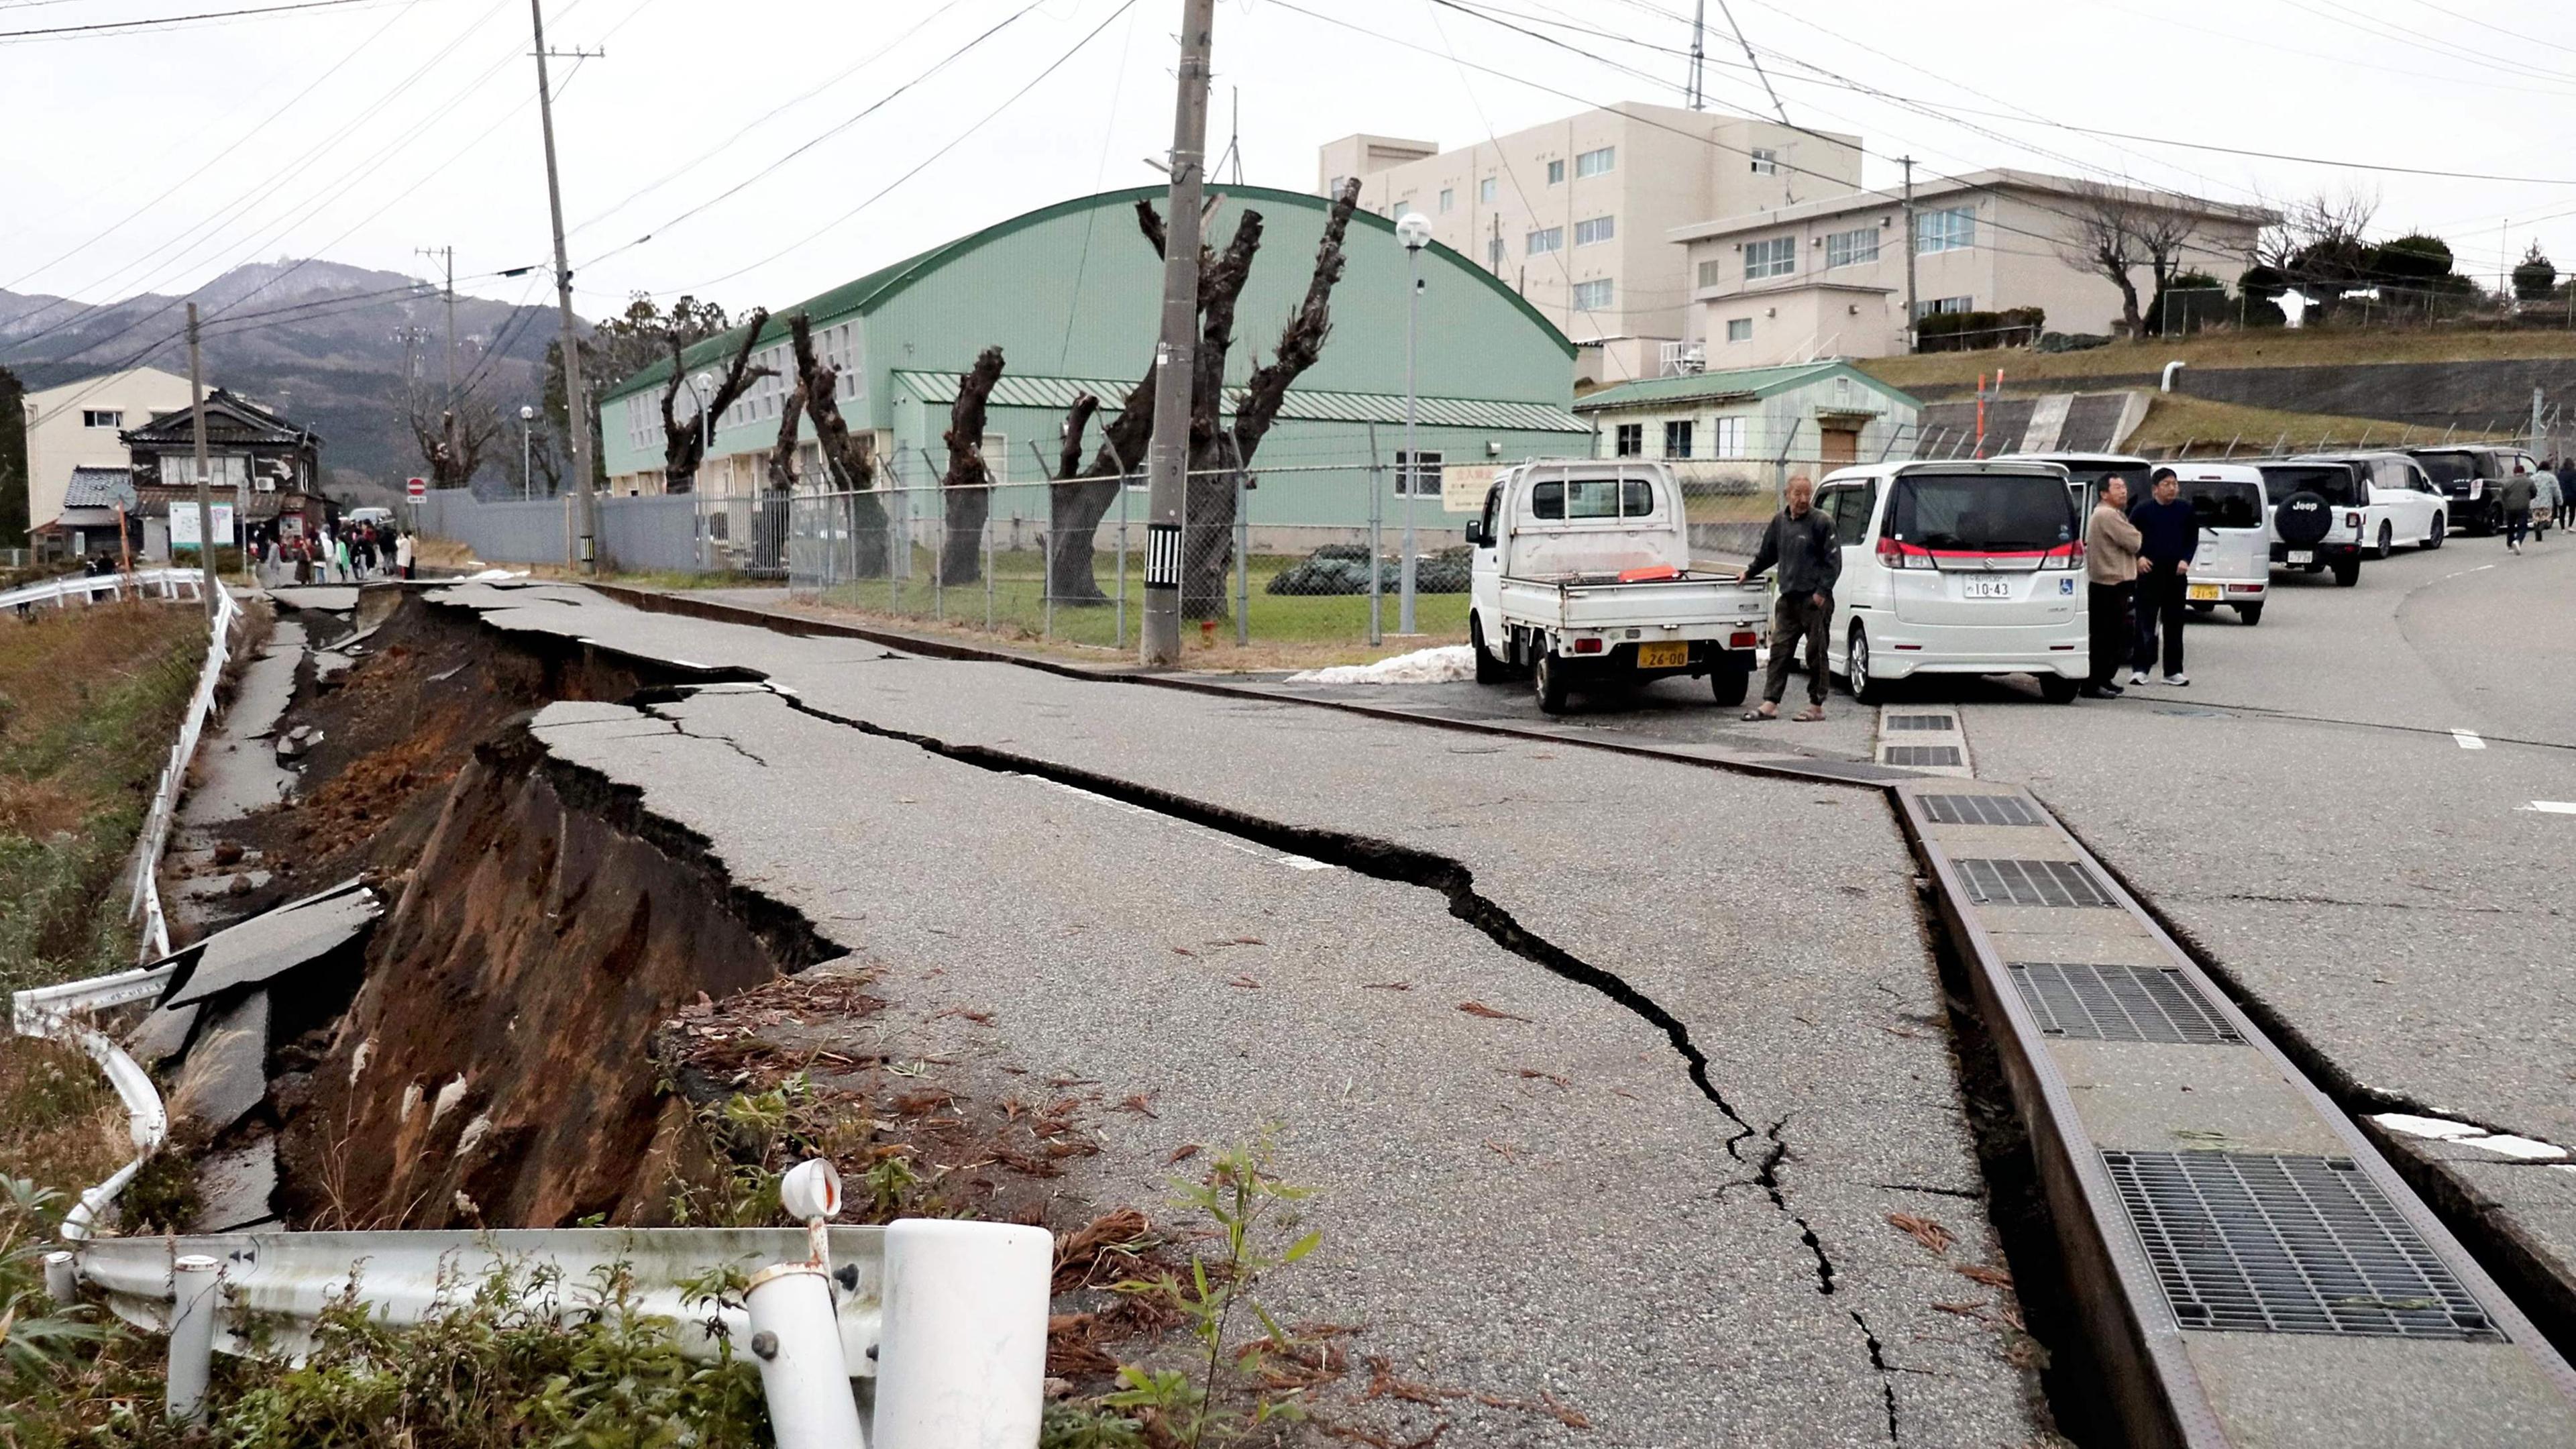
1572 361 1920 474
1319 105 1861 386
1668 170 2269 368
17 366 195 536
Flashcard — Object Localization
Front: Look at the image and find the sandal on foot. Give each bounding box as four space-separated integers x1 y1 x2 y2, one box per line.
1741 709 1776 722
1792 707 1827 722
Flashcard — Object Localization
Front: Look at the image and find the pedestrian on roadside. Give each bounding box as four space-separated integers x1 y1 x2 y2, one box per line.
292 535 313 586
333 531 354 582
2129 466 2197 687
1738 474 1840 723
394 529 415 581
2502 462 2537 554
2084 476 2143 699
2533 467 2562 544
2555 459 2576 530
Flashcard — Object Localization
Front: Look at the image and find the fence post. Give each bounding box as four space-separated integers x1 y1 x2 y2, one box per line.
1234 454 1249 647
166 1254 219 1422
743 1263 866 1449
1030 443 1056 641
873 1220 1051 1449
983 488 994 632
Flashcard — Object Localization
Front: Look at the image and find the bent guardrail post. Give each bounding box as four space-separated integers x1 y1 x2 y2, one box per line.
873 1220 1052 1449
43 1250 76 1304
748 1261 869 1449
165 1254 220 1422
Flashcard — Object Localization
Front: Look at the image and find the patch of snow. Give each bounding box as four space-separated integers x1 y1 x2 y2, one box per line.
2468 1134 2567 1161
1287 645 1475 686
2373 1114 2485 1142
460 568 529 582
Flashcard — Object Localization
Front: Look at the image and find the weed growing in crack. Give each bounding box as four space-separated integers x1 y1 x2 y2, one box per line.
1101 1134 1324 1447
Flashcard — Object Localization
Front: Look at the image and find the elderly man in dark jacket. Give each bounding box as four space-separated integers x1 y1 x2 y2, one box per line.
1740 475 1841 721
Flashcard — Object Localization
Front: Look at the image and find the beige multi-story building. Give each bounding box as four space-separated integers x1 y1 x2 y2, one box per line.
1319 105 1862 386
1669 170 2271 369
19 366 196 533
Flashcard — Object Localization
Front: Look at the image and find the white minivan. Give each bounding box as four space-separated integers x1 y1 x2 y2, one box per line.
1813 460 2090 704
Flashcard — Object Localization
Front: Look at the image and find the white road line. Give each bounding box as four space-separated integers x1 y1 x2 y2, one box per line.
2522 801 2576 815
2453 729 2486 749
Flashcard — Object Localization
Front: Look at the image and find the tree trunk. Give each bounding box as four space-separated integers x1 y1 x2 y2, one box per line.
2114 274 2144 337
788 313 888 578
1044 392 1108 601
938 345 1004 586
661 308 772 494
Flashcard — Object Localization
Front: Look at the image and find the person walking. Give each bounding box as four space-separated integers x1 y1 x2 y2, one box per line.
2555 459 2575 531
2129 466 2197 687
394 529 415 581
1739 475 1840 722
2084 476 2143 698
2532 466 2562 544
2502 462 2536 554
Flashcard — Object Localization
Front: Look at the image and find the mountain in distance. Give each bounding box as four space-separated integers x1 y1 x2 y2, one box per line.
1 258 577 502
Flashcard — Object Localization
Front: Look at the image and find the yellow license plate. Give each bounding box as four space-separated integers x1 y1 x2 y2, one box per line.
2187 583 2221 602
1635 641 1689 669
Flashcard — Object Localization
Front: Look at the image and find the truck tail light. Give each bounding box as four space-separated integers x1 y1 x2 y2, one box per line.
1729 630 1758 649
1572 637 1605 654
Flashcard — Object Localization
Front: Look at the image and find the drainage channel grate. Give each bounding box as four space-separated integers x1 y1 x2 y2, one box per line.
1958 857 2115 908
2008 962 2244 1044
1921 794 2039 827
1884 713 1958 731
1882 745 1964 767
2104 1150 2504 1341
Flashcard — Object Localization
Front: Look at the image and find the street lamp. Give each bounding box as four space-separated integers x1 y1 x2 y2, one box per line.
1395 211 1432 636
519 405 536 500
688 371 718 491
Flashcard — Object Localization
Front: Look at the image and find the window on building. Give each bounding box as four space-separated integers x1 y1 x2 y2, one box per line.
1438 187 1454 213
1572 278 1613 311
1479 176 1497 203
1751 148 1778 174
1712 417 1748 458
1696 258 1723 288
1546 158 1566 185
1613 423 1644 458
1574 215 1615 246
1725 317 1754 342
1664 420 1694 458
1825 227 1880 268
1915 296 1975 317
82 409 122 429
1526 227 1564 256
1393 450 1443 496
1575 146 1615 177
1743 235 1796 279
1918 205 1975 253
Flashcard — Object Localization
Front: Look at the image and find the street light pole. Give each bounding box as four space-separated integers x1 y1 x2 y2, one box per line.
520 405 536 500
1396 211 1431 636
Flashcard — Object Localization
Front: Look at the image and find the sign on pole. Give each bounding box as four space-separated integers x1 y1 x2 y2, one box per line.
406 477 427 500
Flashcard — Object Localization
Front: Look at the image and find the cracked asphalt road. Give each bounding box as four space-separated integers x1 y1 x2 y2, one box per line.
436 583 2053 1447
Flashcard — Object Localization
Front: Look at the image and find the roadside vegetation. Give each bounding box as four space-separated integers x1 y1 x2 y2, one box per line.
1859 324 2576 393
2123 393 2514 455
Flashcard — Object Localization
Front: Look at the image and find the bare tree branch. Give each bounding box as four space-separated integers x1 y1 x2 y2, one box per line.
788 311 889 576
938 345 1005 585
657 307 773 492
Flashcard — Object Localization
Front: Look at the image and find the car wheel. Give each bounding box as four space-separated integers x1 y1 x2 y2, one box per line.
1710 657 1750 708
2189 601 2217 614
2039 674 2080 704
2237 602 2263 626
2424 515 2445 550
2376 521 2394 559
1470 614 1507 684
1847 624 1886 705
1534 651 1571 714
2332 557 2361 587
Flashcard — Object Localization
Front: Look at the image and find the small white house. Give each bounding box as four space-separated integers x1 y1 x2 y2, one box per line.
1574 360 1921 475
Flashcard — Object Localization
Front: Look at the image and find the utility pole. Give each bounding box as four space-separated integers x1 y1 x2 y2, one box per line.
186 303 216 615
1687 0 1706 110
530 0 598 573
1900 157 1919 355
417 246 455 407
1140 0 1216 666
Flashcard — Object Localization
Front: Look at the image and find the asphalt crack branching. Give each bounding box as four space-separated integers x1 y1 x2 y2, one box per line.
1850 1309 1900 1443
1759 1118 1838 1297
633 697 775 767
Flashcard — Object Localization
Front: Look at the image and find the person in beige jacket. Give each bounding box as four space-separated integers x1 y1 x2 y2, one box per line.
2084 477 2144 698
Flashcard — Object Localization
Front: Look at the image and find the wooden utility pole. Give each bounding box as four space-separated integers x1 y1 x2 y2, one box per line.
1900 156 1919 354
186 303 217 614
1140 0 1216 665
531 0 596 572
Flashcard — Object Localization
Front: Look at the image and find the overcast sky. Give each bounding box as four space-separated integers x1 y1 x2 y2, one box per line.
7 0 2574 321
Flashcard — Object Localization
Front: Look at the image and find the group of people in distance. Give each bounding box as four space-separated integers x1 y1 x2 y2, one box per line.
248 519 415 586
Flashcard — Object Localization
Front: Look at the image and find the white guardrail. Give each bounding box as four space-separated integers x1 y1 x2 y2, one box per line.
0 565 210 614
121 575 240 963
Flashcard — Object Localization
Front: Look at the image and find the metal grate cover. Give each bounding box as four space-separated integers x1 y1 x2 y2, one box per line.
1958 857 2114 908
2008 962 2244 1044
1883 745 1964 767
1922 794 2038 827
2104 1150 2503 1341
1885 713 1958 732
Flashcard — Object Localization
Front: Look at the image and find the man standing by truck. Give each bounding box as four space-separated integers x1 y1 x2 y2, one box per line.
1739 475 1840 722
2129 467 2195 688
2502 462 2537 553
2084 476 2142 698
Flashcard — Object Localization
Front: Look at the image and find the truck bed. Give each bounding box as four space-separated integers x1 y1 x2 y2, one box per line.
1498 570 1771 634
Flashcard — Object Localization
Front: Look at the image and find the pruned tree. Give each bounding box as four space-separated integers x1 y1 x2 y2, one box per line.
788 311 890 578
659 307 772 494
2515 241 2558 303
402 384 503 489
2133 207 2209 338
543 294 733 492
2256 188 2379 322
938 346 1004 585
1044 178 1363 615
767 379 805 493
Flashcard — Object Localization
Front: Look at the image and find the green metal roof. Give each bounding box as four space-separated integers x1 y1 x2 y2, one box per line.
602 183 1576 405
892 370 1589 433
1572 361 1920 413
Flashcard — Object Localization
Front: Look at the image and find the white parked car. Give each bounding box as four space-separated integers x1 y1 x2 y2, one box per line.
1812 460 2089 704
2294 451 2446 556
2166 464 2272 625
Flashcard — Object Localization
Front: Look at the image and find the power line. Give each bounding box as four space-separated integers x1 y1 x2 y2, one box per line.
0 0 393 40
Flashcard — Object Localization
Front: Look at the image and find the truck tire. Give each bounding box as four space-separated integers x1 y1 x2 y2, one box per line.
1847 624 1886 705
1470 614 1507 684
1534 651 1572 714
1710 657 1750 708
2332 557 2361 587
2040 675 2081 704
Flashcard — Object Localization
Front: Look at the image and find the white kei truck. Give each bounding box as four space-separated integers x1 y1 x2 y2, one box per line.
1462 460 1772 715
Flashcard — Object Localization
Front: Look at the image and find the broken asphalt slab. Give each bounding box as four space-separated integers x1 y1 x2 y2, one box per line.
160 878 377 1010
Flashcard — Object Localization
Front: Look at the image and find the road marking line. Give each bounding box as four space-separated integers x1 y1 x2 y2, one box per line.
2453 729 2485 749
2522 801 2576 814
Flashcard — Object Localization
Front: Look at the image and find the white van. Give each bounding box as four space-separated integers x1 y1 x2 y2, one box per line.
1813 460 2090 704
2167 464 2271 625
